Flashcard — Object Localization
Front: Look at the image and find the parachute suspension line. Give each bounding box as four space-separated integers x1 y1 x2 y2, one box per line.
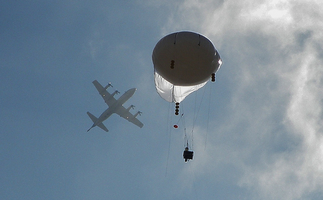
191 90 198 145
181 103 188 148
205 82 213 150
190 84 208 151
191 128 194 150
176 113 184 125
171 84 175 104
191 83 207 134
165 102 172 177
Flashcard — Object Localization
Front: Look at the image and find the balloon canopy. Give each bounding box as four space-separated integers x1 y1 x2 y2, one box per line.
152 31 222 103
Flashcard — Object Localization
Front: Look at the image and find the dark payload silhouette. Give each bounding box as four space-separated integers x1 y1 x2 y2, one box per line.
183 147 193 162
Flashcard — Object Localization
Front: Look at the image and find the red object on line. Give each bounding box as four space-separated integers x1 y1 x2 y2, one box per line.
174 125 178 128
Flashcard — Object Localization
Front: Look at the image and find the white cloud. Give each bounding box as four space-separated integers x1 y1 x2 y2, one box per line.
159 0 323 199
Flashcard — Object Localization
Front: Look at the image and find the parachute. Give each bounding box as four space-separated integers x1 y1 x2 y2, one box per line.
152 31 222 104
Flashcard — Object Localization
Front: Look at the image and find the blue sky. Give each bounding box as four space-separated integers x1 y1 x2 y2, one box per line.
1 0 323 199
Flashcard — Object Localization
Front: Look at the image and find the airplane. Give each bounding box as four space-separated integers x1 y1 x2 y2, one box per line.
87 80 143 132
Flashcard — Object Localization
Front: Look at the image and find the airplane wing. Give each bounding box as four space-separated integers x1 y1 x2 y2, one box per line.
92 80 117 107
115 106 144 128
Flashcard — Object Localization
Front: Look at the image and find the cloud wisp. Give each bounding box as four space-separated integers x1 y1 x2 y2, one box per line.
159 0 323 199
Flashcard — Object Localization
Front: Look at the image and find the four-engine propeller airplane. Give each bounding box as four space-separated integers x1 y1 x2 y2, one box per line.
87 80 143 132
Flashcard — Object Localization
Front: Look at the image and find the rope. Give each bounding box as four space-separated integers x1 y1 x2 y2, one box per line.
165 102 172 177
181 103 188 148
205 82 212 150
192 84 207 132
176 113 184 124
190 84 207 150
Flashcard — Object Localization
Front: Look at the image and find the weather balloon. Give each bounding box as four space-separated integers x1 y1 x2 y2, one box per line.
152 31 222 105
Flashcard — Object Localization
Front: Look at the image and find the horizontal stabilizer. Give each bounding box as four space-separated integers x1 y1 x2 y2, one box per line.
87 112 97 123
87 112 109 132
97 123 109 132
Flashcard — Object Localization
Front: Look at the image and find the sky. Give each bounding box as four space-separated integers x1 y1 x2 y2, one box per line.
1 0 323 199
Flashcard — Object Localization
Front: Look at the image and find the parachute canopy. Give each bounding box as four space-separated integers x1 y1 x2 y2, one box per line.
152 31 222 103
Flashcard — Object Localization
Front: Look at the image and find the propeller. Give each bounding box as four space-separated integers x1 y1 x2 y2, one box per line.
134 111 142 118
111 90 120 97
104 82 113 90
127 105 135 111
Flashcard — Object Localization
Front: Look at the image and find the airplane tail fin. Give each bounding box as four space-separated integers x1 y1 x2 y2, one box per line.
87 112 109 132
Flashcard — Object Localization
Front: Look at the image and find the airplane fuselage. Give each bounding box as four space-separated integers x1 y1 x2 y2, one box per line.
94 88 136 126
